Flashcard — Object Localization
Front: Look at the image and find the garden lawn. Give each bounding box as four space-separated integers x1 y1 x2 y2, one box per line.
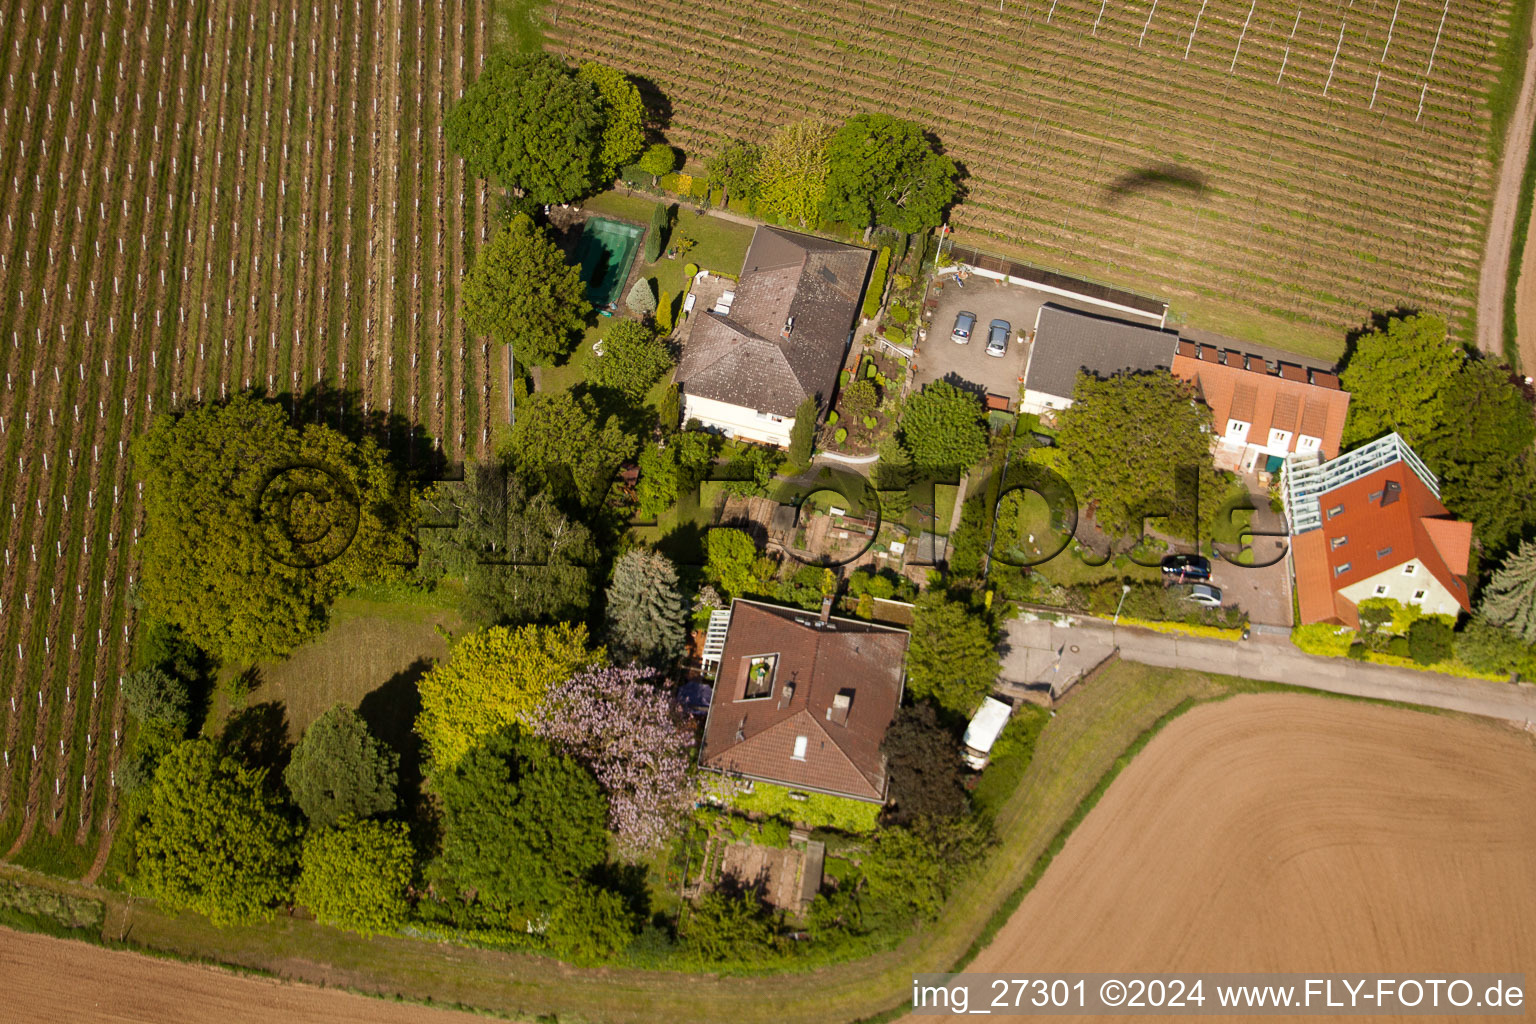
581 191 755 300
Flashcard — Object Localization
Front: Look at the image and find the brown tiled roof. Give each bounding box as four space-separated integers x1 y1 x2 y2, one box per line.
699 599 909 803
1173 352 1351 458
1291 462 1472 625
674 228 872 417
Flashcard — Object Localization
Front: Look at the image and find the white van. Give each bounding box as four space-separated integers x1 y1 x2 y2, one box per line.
962 697 1014 770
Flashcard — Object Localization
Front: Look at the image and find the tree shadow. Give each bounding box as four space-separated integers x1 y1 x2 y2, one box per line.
632 75 674 135
220 700 294 783
1101 163 1207 205
359 657 437 852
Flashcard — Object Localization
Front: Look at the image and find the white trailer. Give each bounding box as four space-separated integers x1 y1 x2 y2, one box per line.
962 697 1014 770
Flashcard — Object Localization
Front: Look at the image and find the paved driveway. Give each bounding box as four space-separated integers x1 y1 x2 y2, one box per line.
913 277 1035 401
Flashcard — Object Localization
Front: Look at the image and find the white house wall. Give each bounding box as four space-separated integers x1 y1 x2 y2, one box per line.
1337 563 1461 619
683 393 794 448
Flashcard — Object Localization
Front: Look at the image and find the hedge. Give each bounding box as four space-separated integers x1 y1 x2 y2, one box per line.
726 780 880 833
861 247 891 320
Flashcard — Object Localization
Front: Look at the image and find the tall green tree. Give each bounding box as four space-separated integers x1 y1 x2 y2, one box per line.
500 389 639 508
134 740 298 926
284 704 399 827
681 888 779 963
704 139 762 206
625 277 658 316
1481 539 1536 643
296 819 414 937
636 430 719 518
415 622 597 773
431 728 609 922
1419 359 1536 552
576 62 646 181
134 392 413 663
786 395 821 469
899 380 987 469
706 528 760 597
823 114 959 236
906 591 998 716
445 52 604 202
1055 372 1218 539
881 701 969 823
462 214 590 366
637 143 678 185
757 117 832 228
645 201 670 263
420 465 598 626
587 319 673 403
122 667 191 730
605 548 689 665
1339 314 1463 447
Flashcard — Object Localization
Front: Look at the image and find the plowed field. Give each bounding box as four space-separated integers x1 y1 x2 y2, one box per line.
928 693 1536 1021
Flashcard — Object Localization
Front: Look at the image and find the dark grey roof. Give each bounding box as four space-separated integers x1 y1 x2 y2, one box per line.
1024 304 1180 400
676 228 872 417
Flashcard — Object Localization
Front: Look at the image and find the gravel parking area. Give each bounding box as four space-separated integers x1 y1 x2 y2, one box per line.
913 277 1037 402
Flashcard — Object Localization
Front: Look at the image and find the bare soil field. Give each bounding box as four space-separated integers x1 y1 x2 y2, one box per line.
0 928 489 1024
929 693 1536 1021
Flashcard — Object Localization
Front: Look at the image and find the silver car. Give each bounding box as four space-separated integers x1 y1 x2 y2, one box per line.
986 319 1010 357
952 310 976 344
1182 583 1224 607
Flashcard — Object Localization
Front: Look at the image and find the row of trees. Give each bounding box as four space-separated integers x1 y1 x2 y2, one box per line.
704 114 960 238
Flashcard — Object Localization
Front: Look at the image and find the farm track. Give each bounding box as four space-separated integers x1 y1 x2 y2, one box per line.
0 0 490 876
550 0 1510 346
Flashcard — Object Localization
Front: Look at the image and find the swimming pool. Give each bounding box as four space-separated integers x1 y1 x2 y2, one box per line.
574 216 644 308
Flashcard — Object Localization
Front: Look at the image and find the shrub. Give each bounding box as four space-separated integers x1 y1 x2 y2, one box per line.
1291 622 1355 657
890 306 910 324
885 326 906 344
1346 642 1369 660
722 780 880 833
1407 618 1455 665
827 410 839 425
834 427 848 443
864 360 877 378
683 262 699 278
839 369 850 386
862 415 878 430
655 289 673 333
1386 635 1411 658
861 247 891 320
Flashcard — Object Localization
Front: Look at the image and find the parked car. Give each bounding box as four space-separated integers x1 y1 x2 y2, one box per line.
1160 554 1212 581
951 310 976 344
986 318 1010 357
962 697 1014 770
1181 583 1223 606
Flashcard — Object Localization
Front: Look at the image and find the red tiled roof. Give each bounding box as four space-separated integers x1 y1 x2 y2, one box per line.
699 600 909 802
1173 353 1350 459
1292 462 1472 625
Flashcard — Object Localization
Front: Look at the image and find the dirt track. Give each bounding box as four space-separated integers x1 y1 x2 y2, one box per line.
929 694 1536 1022
1478 0 1536 359
0 930 491 1024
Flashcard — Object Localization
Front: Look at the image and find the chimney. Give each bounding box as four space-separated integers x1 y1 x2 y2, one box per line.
818 594 833 624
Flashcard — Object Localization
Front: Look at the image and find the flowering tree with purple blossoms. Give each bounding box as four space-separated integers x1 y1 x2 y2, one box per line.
535 665 695 855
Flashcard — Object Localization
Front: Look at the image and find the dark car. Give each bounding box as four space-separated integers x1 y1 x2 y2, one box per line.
1160 554 1212 581
986 319 1010 357
951 310 976 344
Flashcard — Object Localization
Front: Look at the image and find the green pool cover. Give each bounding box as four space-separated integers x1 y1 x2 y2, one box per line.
574 216 643 308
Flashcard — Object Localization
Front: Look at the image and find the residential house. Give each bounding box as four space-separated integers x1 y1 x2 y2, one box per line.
1020 304 1179 417
1172 340 1350 473
673 227 873 447
1282 433 1472 628
698 597 909 804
